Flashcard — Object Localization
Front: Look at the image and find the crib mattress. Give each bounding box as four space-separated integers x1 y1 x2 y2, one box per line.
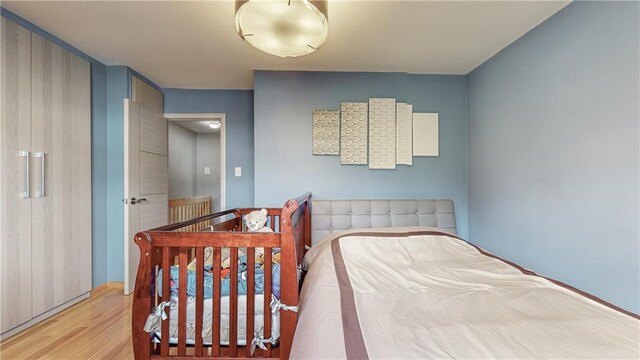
152 294 280 346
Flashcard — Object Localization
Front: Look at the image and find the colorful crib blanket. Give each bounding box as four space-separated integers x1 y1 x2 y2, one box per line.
157 256 281 299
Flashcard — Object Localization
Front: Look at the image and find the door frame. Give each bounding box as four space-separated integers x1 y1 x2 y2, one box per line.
164 113 227 212
123 99 136 295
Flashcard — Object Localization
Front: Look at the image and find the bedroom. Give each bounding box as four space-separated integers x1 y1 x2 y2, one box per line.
0 0 638 359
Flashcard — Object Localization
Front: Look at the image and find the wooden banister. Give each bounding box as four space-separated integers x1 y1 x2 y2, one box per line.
169 195 213 231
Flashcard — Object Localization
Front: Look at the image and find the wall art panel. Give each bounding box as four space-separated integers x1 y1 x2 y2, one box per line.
396 102 413 165
413 112 439 156
368 98 397 169
312 110 340 155
340 102 368 164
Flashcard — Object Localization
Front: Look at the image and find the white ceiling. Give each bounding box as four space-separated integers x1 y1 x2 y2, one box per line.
173 120 221 134
3 0 571 89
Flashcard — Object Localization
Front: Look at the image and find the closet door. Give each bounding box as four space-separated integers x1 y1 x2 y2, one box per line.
0 17 33 333
30 33 92 317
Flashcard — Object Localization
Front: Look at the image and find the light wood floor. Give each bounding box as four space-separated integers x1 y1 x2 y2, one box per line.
0 283 134 359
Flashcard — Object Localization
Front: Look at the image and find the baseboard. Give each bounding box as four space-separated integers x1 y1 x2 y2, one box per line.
0 291 91 341
92 281 124 293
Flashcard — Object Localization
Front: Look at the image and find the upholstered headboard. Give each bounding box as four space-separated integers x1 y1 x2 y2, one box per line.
311 199 456 245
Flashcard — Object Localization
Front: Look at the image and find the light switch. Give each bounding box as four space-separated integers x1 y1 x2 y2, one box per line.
204 167 211 175
234 167 242 177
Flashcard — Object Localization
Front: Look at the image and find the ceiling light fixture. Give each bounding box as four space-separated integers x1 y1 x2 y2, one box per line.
209 122 221 129
235 0 328 58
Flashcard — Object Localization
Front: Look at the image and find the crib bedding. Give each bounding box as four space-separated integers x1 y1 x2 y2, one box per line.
291 227 640 359
148 294 280 346
157 262 281 299
148 251 284 347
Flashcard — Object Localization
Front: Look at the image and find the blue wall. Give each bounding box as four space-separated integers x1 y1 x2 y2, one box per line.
163 89 255 209
253 71 469 237
91 63 108 286
105 66 129 281
468 1 639 312
102 66 163 282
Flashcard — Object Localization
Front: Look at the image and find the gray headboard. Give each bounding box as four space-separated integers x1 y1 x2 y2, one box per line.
311 199 456 245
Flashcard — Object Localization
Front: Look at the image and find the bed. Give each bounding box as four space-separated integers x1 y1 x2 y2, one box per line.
290 199 640 359
131 192 311 360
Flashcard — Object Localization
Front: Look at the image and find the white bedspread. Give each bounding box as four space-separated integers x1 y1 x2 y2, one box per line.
291 227 640 359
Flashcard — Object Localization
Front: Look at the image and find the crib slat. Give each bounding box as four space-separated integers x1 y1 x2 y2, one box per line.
178 250 188 356
161 247 171 356
229 247 238 356
269 215 275 231
246 247 255 357
212 247 221 357
195 247 204 356
264 248 272 357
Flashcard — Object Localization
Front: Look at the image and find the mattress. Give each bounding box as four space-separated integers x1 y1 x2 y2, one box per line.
149 294 280 346
291 227 640 359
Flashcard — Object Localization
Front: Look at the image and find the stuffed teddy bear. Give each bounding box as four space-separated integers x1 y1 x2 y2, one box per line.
244 208 274 233
205 209 275 278
257 250 281 269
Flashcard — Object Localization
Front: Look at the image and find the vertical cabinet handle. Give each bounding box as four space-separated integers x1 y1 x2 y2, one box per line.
19 150 30 198
34 152 45 197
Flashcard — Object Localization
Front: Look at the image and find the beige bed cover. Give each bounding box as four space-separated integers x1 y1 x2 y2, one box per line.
291 227 639 359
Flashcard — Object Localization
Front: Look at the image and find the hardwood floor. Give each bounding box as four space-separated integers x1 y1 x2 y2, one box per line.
0 283 134 359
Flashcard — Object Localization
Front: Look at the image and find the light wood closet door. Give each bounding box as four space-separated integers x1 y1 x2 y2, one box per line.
30 33 92 316
0 17 33 333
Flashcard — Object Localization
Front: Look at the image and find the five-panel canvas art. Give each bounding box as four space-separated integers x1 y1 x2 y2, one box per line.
312 98 439 169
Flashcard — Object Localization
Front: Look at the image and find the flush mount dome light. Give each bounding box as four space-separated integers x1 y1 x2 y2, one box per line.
235 0 328 58
209 121 221 129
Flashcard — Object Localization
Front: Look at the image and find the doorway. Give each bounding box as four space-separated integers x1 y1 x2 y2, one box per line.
165 113 226 221
123 109 226 295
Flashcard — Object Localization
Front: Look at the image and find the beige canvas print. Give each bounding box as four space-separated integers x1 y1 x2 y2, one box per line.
413 112 439 156
312 110 340 155
396 102 413 165
340 102 368 165
368 98 397 169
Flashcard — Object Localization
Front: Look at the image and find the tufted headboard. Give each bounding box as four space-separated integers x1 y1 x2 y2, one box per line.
311 199 456 245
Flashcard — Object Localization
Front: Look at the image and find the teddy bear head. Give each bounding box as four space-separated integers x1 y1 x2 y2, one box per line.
245 208 271 232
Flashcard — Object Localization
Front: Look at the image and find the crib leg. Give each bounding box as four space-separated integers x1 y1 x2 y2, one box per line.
132 235 153 360
131 329 151 360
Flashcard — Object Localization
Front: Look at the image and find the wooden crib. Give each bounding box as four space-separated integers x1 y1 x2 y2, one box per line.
131 192 311 360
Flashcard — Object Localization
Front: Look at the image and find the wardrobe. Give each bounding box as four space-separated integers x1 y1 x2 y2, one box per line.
1 17 92 337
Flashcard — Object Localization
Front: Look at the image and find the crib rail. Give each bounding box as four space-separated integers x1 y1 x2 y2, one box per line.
169 195 213 231
154 208 239 233
132 193 311 360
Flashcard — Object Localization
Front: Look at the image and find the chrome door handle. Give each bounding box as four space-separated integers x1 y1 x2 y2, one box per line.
130 197 147 205
19 151 30 198
34 152 45 197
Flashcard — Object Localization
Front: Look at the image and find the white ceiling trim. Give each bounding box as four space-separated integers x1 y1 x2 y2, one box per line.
165 113 225 121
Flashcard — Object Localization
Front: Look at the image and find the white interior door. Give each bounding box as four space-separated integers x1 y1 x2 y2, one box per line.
124 99 168 295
